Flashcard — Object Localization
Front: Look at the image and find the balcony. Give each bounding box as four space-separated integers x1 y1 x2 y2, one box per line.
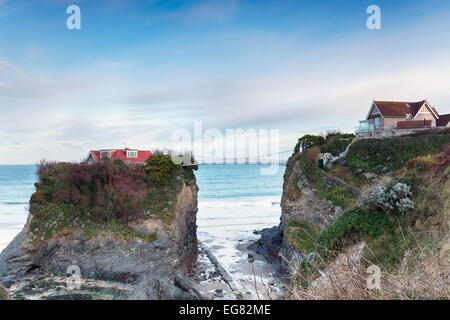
355 119 384 133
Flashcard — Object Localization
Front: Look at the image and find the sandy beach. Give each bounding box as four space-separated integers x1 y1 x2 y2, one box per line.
0 227 22 253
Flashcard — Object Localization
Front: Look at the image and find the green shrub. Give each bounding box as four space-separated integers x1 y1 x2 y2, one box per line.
296 148 357 210
320 133 355 156
316 184 354 209
285 221 320 253
318 207 419 269
148 232 158 242
30 189 47 205
294 135 325 153
358 183 415 214
145 154 181 184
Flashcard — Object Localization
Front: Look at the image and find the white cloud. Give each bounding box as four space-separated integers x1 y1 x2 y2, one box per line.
1 8 450 163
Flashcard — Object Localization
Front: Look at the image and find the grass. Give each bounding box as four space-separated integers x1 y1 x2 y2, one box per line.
285 221 321 253
287 243 449 300
316 207 414 269
317 146 450 270
316 185 355 209
28 203 151 243
283 134 450 299
0 285 9 300
345 133 450 173
327 163 369 188
147 232 158 242
292 147 358 211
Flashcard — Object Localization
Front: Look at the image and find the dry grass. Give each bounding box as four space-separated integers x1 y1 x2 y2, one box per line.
285 242 449 300
0 285 9 300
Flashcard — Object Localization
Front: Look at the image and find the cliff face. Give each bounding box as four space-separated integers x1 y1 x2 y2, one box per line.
280 153 345 233
0 159 200 300
277 149 357 271
175 180 199 265
252 132 450 280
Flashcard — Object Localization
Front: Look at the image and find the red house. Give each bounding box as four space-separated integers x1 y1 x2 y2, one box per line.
86 148 152 165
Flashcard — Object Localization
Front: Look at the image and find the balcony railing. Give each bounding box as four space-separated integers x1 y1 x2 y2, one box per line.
355 119 383 133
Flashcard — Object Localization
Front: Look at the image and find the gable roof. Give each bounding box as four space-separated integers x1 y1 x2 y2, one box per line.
89 151 100 161
371 100 427 118
396 120 431 130
437 114 450 127
88 150 152 163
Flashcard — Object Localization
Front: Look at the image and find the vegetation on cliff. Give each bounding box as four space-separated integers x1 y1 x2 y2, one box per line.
284 132 450 299
28 155 197 243
0 285 9 300
294 131 354 156
290 145 359 210
345 133 450 173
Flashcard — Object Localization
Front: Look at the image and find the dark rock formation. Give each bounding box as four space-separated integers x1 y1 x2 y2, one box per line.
247 227 282 266
0 181 200 300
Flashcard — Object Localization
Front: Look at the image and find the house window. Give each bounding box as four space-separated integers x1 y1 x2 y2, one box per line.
374 118 380 128
382 131 386 137
406 114 412 120
100 151 111 158
369 133 373 138
358 134 364 139
127 151 138 158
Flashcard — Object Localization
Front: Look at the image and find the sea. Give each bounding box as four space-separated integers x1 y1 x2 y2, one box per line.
195 165 284 265
0 165 37 251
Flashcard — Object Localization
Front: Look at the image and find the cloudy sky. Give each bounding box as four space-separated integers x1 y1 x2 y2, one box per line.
1 0 450 164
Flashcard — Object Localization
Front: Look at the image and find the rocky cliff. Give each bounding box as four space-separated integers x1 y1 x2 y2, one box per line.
0 157 201 300
251 132 450 286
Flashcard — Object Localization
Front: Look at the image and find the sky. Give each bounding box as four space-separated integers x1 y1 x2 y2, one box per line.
1 0 450 164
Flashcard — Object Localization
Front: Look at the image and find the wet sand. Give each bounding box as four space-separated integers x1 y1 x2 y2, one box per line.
189 235 285 300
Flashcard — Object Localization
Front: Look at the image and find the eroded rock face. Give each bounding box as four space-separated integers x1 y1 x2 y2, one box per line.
0 181 199 300
275 156 347 271
175 180 198 265
251 154 353 274
280 159 344 233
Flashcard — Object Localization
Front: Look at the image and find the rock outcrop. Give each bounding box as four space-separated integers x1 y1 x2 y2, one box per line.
250 150 358 273
280 155 347 232
0 180 200 300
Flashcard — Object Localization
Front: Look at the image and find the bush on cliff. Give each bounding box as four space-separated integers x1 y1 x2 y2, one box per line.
318 146 450 269
293 132 355 156
296 147 358 210
29 157 196 242
294 135 325 154
358 183 415 214
145 154 182 184
319 133 355 156
317 207 414 268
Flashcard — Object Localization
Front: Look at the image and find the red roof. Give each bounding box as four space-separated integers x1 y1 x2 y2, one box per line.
396 120 432 130
437 114 450 127
372 100 427 118
88 149 152 163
